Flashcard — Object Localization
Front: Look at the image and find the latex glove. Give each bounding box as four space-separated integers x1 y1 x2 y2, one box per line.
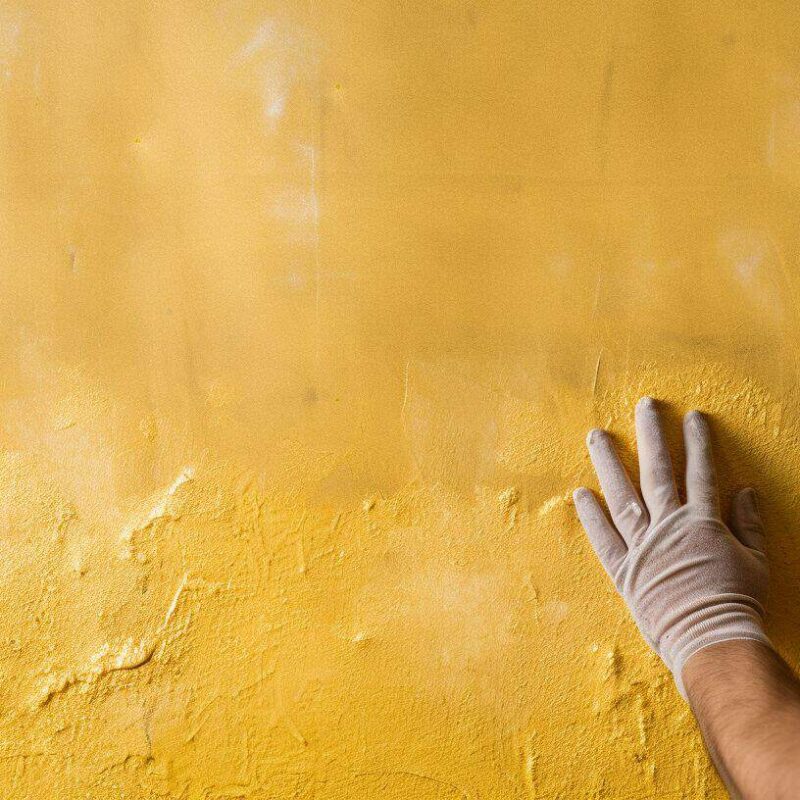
573 397 771 698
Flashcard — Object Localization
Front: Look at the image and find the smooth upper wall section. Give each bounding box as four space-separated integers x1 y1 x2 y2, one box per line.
1 1 799 797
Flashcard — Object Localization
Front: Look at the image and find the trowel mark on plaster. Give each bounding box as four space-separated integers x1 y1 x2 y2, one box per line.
162 572 189 629
536 494 569 519
588 638 665 777
521 731 538 797
34 572 190 709
592 351 602 396
233 19 278 65
36 639 158 709
231 17 318 127
0 9 23 82
232 20 288 124
497 487 520 527
400 360 412 427
120 466 195 559
147 467 194 519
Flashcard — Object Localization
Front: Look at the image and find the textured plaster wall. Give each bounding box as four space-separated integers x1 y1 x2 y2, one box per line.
1 1 800 797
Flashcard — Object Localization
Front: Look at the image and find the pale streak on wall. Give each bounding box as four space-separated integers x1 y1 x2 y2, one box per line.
0 1 799 797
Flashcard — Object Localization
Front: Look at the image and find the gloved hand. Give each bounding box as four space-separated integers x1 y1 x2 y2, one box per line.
573 397 772 698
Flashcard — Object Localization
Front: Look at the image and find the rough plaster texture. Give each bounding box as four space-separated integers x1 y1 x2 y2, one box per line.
1 1 800 798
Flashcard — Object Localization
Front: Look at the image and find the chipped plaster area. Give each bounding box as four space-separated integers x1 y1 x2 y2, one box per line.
0 354 797 798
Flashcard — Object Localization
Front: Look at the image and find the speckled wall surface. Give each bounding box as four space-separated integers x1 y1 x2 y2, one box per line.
2 1 800 797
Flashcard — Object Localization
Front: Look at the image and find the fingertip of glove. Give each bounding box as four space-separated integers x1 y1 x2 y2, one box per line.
572 487 590 505
586 428 605 447
636 395 657 411
736 486 759 511
683 408 706 426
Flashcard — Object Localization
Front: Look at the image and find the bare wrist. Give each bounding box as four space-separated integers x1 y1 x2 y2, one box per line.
683 639 778 705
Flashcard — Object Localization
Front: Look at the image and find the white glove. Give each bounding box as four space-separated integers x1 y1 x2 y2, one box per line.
573 397 772 698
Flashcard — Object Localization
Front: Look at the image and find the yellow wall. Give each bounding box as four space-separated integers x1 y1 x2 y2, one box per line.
2 1 799 797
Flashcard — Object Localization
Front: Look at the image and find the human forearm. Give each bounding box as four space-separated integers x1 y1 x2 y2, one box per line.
684 640 800 800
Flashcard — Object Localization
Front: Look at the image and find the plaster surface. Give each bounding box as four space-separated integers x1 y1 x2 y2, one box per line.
1 2 799 797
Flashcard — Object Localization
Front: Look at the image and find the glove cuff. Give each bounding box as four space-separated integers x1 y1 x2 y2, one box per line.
669 598 771 699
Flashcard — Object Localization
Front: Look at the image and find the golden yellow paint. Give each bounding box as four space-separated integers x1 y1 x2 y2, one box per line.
1 1 799 797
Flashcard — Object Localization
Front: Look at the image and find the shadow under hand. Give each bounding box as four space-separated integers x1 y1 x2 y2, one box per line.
706 411 800 671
